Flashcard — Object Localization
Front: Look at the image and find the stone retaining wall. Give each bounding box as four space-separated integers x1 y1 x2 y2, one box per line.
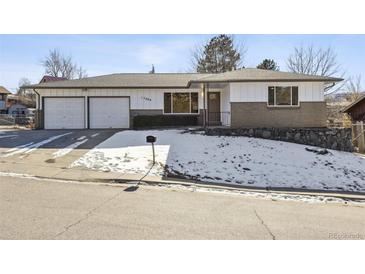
205 127 353 152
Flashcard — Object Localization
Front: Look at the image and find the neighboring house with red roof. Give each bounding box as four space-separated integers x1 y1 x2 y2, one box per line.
39 75 67 84
0 86 11 114
6 94 35 115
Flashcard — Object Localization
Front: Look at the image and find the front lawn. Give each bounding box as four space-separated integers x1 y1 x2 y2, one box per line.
71 130 365 192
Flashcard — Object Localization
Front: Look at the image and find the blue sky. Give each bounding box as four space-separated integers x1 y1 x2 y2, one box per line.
0 34 364 92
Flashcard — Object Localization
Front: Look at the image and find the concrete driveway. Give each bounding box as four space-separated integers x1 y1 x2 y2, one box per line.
1 175 365 240
0 129 119 178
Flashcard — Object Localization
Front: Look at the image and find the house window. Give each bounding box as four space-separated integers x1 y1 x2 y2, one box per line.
173 93 190 113
191 93 199 113
164 92 199 114
268 86 299 106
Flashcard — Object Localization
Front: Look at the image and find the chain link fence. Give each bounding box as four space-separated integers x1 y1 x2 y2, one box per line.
0 114 34 128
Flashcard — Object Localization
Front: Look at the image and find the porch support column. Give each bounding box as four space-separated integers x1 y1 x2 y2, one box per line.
202 83 207 128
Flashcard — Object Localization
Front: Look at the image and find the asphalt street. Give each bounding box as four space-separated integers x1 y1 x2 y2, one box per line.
1 175 364 240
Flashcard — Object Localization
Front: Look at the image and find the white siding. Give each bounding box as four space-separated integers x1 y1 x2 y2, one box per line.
221 85 231 126
38 88 203 110
37 82 324 111
230 82 325 103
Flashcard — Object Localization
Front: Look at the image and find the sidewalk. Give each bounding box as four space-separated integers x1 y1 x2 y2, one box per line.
0 125 29 130
1 160 365 201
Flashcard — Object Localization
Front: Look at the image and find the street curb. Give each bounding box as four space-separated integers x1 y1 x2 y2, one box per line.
111 176 365 201
2 171 365 201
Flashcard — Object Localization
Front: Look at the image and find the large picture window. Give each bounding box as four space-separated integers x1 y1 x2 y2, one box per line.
268 86 299 106
164 92 199 114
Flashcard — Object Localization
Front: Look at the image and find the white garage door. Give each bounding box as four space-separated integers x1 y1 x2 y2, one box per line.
44 97 85 129
89 97 130 129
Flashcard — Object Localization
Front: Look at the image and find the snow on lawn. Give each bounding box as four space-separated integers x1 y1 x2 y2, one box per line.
71 130 365 192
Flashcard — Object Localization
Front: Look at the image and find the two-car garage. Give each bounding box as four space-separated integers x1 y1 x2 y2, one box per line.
88 97 130 129
43 97 130 129
44 97 85 129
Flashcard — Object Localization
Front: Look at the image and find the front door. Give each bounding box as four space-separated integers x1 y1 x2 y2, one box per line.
208 92 221 125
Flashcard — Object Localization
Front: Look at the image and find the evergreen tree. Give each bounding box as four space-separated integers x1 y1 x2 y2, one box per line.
194 35 242 73
256 59 279 70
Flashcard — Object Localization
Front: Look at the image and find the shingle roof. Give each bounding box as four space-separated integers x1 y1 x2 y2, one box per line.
24 69 343 89
0 86 11 94
192 68 344 83
39 75 68 83
342 95 365 113
25 73 212 89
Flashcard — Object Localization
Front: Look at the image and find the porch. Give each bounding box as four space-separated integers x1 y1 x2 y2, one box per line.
195 82 231 128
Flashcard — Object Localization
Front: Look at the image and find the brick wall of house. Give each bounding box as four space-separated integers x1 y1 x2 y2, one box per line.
231 102 327 128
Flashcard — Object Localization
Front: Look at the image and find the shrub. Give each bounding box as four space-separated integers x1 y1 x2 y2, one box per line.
133 115 198 128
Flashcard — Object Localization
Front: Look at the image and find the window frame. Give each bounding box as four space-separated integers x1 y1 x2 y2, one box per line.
163 92 200 115
267 86 300 107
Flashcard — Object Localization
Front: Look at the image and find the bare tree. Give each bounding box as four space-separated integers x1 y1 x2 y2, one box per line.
287 46 345 95
190 45 204 72
346 75 363 101
17 78 31 96
75 67 88 79
41 49 62 77
17 77 36 104
41 49 87 79
60 55 75 79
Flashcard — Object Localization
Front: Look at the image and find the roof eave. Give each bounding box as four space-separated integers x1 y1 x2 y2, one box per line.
342 95 365 113
24 85 192 89
24 77 344 90
189 78 343 84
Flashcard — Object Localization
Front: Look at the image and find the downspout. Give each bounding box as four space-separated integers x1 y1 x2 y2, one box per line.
202 83 206 128
33 88 40 110
327 82 336 89
206 83 209 127
33 88 41 129
324 82 336 95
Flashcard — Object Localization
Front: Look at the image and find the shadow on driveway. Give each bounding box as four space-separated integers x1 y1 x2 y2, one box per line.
0 129 120 150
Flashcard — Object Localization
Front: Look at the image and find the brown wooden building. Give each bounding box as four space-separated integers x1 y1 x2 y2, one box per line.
343 95 365 122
